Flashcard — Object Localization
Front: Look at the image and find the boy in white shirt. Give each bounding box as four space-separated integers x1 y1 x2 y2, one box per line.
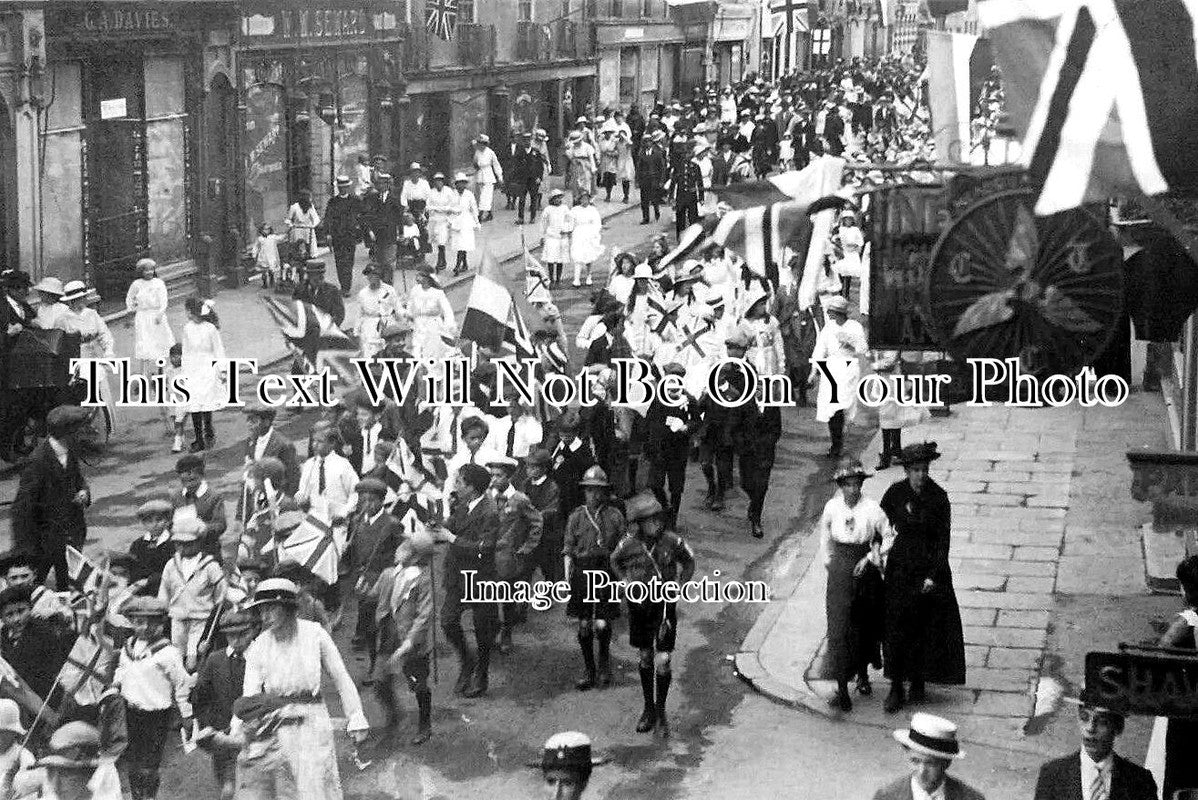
158 516 225 671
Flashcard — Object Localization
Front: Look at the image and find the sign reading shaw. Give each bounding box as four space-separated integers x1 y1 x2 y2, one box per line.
1085 649 1198 719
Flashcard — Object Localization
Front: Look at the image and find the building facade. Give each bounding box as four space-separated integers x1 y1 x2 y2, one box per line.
0 8 45 280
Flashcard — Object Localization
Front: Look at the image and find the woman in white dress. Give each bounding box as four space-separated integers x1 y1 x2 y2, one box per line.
540 188 572 288
241 578 368 800
820 458 890 712
179 296 226 452
124 258 175 372
408 267 456 360
425 172 457 272
809 294 867 458
449 172 480 276
61 281 117 441
832 209 865 295
568 191 604 288
285 190 321 261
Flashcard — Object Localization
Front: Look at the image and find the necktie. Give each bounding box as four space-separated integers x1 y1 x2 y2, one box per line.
1089 768 1106 800
363 428 373 457
318 458 326 494
506 421 517 457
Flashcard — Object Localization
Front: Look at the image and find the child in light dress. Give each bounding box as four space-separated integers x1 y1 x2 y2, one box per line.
251 224 283 289
166 343 188 453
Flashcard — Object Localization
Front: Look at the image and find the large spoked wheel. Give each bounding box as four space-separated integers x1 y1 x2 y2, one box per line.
924 189 1124 379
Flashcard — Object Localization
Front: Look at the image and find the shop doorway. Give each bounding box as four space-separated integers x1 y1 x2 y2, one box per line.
85 57 148 300
423 92 451 177
204 73 237 253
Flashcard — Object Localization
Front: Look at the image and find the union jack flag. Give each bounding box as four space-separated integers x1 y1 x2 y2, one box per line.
426 0 458 41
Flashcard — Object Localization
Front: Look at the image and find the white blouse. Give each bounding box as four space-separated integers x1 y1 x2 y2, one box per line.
243 618 368 731
818 492 892 566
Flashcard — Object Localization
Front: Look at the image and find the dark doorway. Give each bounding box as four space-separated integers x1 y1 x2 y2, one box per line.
85 57 148 301
204 73 238 271
423 92 451 177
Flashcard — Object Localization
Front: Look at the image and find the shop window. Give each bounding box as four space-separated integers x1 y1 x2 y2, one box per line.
336 76 370 194
641 0 653 17
619 47 638 106
458 0 476 23
42 62 85 279
612 0 623 16
519 0 533 21
243 83 289 237
145 57 189 265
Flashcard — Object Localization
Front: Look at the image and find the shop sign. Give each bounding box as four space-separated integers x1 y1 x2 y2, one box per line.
624 27 644 39
1085 650 1198 719
47 3 195 39
241 7 380 42
100 98 127 119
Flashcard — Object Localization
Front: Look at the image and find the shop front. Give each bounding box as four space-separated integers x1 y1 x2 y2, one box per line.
42 1 237 303
236 1 401 243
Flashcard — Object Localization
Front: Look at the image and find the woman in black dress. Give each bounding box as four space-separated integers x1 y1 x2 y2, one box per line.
879 442 966 713
1156 554 1198 797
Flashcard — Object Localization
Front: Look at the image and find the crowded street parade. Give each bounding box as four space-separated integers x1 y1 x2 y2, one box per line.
0 0 1197 798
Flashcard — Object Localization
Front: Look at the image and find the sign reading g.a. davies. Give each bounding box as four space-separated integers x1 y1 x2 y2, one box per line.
1085 650 1198 718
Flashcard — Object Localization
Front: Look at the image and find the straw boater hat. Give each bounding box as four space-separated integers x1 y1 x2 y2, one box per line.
336 175 352 187
527 731 607 771
475 134 489 145
453 172 469 184
1063 683 1129 718
246 577 301 609
893 713 965 761
487 455 519 473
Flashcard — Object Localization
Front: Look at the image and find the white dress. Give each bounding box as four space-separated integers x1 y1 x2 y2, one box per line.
833 225 865 279
180 320 227 413
810 317 868 423
124 277 175 362
286 203 321 256
426 187 458 247
63 307 118 436
241 619 368 800
355 284 399 359
569 204 604 265
541 204 573 264
449 190 480 254
409 283 456 359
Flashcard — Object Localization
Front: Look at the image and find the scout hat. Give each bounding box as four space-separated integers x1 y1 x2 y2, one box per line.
625 493 665 522
893 713 965 760
894 442 941 465
123 596 168 618
246 578 301 609
33 276 64 296
578 466 610 488
35 722 102 770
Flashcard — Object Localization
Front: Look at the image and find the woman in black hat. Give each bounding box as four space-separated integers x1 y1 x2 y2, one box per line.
819 458 890 711
879 442 966 713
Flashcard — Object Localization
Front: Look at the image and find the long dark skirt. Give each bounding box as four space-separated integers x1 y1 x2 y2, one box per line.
1164 718 1198 798
882 568 967 685
824 541 879 680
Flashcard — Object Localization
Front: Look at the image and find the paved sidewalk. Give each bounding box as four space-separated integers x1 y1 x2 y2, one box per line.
734 391 1166 751
104 182 637 369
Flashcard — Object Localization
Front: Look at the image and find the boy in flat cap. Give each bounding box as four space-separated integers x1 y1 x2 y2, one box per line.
129 501 175 596
348 477 402 680
170 453 228 560
373 531 436 745
193 610 257 799
158 517 226 671
0 549 72 632
489 455 543 653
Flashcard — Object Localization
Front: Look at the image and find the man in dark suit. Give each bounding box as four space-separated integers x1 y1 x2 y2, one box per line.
672 146 705 239
635 132 668 224
0 584 75 700
323 175 364 297
192 610 256 799
550 409 596 520
365 173 404 283
240 405 299 499
10 405 92 588
1034 687 1157 800
348 478 403 659
432 463 500 698
293 260 345 326
873 713 985 800
511 132 547 225
822 101 847 157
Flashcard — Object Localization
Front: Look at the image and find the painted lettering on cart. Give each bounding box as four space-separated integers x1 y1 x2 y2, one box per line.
278 8 372 39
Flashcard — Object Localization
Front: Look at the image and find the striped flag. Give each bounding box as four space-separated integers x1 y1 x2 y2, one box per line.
711 156 848 209
658 195 850 287
978 0 1198 215
460 272 536 361
261 296 358 382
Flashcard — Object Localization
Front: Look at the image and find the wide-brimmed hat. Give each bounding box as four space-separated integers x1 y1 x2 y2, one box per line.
246 578 301 609
651 129 667 141
487 455 519 473
893 713 965 761
895 442 941 466
578 466 610 488
475 134 490 145
381 318 414 338
832 458 872 483
34 276 64 296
